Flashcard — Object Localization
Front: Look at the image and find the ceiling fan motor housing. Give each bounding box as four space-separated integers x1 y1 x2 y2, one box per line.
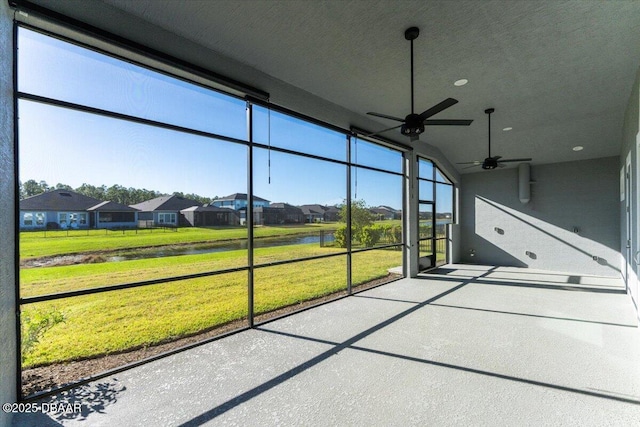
405 27 420 40
482 158 498 169
402 113 425 136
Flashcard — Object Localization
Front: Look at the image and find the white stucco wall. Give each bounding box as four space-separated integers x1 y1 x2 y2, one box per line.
460 157 621 278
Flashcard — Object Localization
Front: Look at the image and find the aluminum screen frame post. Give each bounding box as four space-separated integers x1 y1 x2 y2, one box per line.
346 134 352 295
10 15 21 405
246 101 255 327
402 150 409 277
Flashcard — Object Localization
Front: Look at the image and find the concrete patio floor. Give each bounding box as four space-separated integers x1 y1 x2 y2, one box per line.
14 264 640 426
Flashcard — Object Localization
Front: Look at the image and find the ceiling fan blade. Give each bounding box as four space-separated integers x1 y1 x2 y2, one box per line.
497 158 533 163
457 161 481 165
463 164 482 170
363 124 403 138
425 119 473 126
418 98 458 120
367 112 405 122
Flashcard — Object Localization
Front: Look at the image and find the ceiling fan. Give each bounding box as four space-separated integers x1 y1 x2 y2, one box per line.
366 27 473 142
458 108 532 170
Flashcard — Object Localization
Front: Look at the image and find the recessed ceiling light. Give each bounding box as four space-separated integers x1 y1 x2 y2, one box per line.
572 146 584 151
502 127 512 131
454 79 468 86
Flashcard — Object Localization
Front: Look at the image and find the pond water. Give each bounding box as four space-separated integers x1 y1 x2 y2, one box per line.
108 233 336 262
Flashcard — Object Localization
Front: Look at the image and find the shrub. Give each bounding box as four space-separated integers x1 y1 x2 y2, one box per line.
359 224 383 247
21 307 66 363
334 225 348 248
377 223 402 245
390 225 403 244
419 224 432 238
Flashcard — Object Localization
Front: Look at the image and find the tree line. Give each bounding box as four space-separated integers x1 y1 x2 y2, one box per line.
19 180 217 206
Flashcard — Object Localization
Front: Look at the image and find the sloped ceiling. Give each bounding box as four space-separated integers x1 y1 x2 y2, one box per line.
27 0 640 172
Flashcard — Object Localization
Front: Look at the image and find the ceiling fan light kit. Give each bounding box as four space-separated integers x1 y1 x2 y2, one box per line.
366 27 472 141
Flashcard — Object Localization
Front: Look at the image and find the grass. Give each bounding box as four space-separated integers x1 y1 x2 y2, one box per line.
22 245 402 368
21 244 346 298
20 223 342 259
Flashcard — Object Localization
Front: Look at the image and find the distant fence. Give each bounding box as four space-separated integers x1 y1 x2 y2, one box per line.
26 225 178 238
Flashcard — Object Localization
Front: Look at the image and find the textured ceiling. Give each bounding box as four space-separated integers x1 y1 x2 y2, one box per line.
42 1 640 172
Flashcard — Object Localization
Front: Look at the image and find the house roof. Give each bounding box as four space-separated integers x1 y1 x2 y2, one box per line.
299 204 340 214
255 203 304 213
377 205 399 212
180 206 238 215
269 203 303 211
20 189 103 211
299 204 327 215
215 193 270 203
87 201 139 212
130 195 203 212
370 207 397 215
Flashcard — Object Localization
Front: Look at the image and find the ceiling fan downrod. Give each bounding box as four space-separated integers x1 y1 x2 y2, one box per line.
485 108 494 158
404 27 421 135
405 27 419 115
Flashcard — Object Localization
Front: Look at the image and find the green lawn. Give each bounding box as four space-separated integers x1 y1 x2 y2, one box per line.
22 245 402 368
20 223 341 259
21 243 346 298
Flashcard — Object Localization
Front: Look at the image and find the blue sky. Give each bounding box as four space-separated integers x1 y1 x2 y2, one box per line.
17 27 452 211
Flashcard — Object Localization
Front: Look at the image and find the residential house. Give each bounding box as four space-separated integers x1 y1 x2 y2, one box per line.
19 189 138 230
180 205 240 226
299 204 341 223
370 205 402 221
322 205 340 222
299 204 324 223
211 193 271 225
86 201 140 229
130 195 202 227
210 193 270 210
254 203 305 225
